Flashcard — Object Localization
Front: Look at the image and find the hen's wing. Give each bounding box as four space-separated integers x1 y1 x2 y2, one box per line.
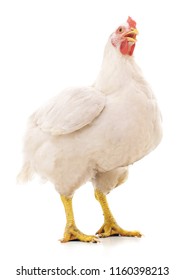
31 87 106 135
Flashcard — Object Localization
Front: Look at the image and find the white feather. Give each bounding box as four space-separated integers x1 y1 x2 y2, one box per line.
31 87 105 135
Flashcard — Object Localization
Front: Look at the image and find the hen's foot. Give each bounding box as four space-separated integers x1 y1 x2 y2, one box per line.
96 221 142 238
60 225 99 243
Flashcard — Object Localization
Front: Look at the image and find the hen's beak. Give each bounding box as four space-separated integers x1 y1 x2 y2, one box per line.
124 28 138 42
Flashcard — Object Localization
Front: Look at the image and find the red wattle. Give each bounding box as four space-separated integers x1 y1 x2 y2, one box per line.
120 40 136 56
120 40 129 55
129 44 135 56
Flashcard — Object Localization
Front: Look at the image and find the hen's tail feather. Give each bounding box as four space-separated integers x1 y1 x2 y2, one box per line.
17 162 34 184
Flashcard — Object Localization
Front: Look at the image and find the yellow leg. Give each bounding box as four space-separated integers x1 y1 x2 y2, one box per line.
95 189 142 238
60 195 99 243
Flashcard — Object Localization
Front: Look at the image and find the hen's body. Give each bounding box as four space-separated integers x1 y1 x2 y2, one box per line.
21 41 162 196
18 19 162 242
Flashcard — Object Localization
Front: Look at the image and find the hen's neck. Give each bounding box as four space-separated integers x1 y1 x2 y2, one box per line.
94 39 140 94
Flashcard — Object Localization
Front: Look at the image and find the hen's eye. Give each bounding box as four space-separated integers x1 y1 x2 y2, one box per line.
118 27 123 33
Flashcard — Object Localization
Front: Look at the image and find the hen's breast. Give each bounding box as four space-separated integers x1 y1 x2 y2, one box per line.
89 86 162 171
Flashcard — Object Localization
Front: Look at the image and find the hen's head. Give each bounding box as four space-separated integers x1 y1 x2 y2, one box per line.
111 17 138 56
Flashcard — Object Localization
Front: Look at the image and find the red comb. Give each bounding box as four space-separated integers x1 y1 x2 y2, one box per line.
127 16 136 28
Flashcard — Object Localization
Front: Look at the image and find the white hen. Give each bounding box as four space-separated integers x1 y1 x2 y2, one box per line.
18 17 162 242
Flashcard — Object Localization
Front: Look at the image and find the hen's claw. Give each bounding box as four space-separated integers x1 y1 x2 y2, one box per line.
96 222 142 238
60 225 99 243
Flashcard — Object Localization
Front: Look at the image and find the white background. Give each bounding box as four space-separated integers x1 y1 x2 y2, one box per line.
0 0 184 279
